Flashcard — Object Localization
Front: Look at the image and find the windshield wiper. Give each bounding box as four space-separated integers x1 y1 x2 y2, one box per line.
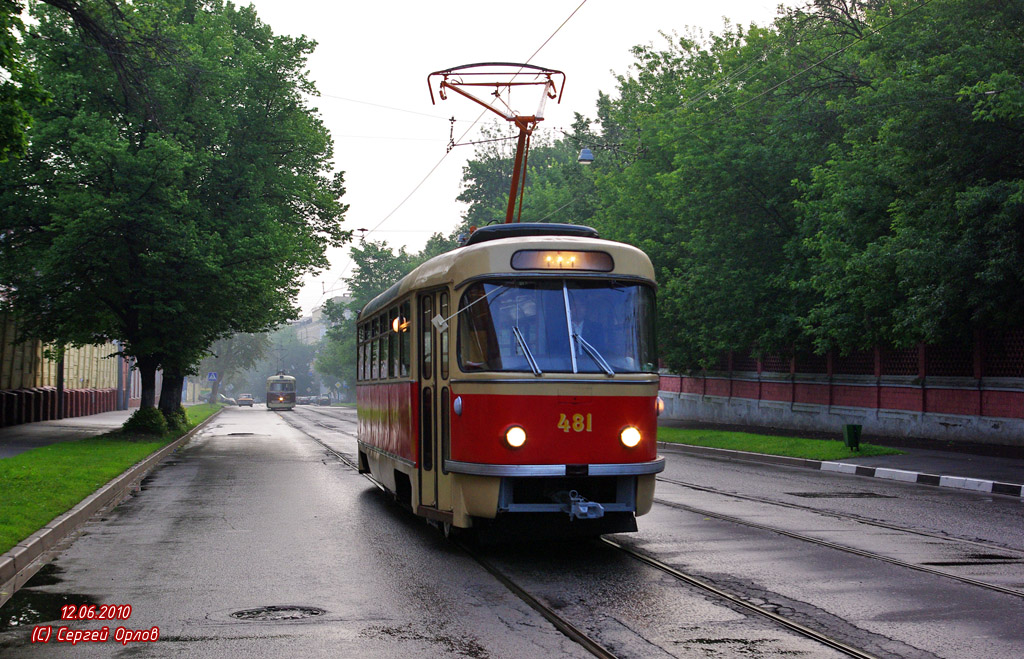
512 326 543 376
573 333 615 376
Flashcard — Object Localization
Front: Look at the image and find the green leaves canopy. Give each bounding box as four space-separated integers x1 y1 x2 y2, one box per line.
0 0 349 405
457 0 1023 371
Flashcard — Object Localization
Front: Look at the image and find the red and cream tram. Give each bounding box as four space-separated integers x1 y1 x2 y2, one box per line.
355 223 664 536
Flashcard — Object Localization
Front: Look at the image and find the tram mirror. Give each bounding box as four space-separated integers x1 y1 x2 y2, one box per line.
431 313 448 332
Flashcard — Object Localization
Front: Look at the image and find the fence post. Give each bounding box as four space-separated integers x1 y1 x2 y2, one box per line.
974 330 984 417
918 343 927 414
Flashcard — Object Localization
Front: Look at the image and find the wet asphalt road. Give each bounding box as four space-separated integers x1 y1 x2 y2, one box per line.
2 405 1023 657
0 406 586 658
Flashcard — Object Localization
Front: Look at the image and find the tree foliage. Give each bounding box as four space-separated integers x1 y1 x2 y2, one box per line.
457 0 1023 371
0 0 349 409
0 0 48 160
316 233 459 390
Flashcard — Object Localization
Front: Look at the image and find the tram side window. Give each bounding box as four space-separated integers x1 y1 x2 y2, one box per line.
389 307 399 378
356 325 364 381
379 315 389 380
421 295 433 378
440 292 449 380
399 301 411 377
357 337 363 381
371 318 380 380
356 325 362 381
365 320 371 381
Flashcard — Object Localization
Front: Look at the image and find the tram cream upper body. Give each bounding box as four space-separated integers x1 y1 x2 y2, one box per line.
361 235 656 318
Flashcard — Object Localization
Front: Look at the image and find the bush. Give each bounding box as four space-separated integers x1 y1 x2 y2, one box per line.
163 406 188 432
121 407 168 436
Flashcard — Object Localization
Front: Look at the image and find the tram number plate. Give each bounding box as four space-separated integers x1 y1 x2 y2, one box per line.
557 413 593 433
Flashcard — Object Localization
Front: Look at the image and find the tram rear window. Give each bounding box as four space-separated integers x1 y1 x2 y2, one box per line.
511 250 613 272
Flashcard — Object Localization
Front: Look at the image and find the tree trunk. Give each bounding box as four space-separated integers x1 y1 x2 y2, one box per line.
209 379 221 404
137 356 158 409
158 367 185 417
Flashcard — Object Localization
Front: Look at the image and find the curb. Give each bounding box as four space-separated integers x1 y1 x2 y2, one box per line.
0 412 219 607
657 441 1024 498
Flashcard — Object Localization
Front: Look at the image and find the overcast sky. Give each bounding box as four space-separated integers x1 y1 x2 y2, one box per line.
242 0 793 315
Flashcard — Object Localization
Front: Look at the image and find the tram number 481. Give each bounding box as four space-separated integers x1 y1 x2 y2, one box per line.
557 413 593 433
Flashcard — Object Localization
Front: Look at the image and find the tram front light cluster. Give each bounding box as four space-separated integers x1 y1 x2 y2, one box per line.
505 425 527 448
620 426 642 448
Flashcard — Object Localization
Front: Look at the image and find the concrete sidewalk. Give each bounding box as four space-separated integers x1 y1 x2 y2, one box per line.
1 410 214 607
0 409 135 458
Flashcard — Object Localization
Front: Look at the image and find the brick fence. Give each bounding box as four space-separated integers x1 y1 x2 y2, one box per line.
658 332 1024 448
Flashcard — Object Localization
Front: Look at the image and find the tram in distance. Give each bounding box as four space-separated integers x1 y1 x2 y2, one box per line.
266 372 297 411
355 223 665 536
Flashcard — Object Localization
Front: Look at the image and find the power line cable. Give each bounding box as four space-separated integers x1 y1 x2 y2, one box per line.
308 1 592 312
318 93 470 121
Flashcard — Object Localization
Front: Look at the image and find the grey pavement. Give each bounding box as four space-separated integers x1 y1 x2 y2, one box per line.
0 410 135 458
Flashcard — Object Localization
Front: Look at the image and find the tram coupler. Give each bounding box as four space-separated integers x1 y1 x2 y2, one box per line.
554 490 605 520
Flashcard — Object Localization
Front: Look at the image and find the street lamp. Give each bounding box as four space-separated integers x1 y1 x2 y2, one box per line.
577 148 594 165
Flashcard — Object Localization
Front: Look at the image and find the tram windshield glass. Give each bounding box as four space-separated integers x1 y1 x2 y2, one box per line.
458 279 656 374
268 381 295 392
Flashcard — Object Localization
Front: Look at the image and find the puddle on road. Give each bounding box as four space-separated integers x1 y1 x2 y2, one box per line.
0 564 99 633
787 491 896 499
921 552 1023 566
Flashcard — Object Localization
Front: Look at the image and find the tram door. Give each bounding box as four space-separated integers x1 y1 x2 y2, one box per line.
418 290 452 513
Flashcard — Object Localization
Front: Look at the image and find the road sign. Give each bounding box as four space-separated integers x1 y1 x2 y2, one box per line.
207 372 218 382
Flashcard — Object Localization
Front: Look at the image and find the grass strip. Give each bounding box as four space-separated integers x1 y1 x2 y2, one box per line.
0 404 219 555
658 426 903 461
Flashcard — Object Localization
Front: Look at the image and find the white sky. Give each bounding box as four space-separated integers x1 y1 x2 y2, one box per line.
243 0 791 315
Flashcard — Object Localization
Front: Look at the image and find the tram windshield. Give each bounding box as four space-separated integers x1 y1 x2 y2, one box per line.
268 381 295 392
458 279 656 374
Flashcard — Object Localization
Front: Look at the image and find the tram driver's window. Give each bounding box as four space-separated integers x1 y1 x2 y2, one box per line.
458 284 500 371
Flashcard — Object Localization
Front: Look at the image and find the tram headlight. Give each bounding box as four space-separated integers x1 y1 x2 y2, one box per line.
505 426 527 448
620 426 642 448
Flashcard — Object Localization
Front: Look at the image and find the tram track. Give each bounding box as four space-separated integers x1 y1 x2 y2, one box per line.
285 408 620 656
456 533 883 658
601 537 881 659
655 477 1024 600
657 476 1021 553
283 408 886 657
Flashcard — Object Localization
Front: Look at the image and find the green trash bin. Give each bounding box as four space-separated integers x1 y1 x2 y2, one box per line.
842 424 862 450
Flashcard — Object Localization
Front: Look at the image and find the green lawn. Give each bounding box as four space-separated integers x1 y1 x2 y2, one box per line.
658 426 903 461
0 405 219 555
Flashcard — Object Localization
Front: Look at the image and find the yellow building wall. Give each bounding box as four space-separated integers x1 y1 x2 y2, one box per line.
1 313 118 390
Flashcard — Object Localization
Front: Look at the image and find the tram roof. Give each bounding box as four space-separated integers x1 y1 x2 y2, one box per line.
359 228 655 319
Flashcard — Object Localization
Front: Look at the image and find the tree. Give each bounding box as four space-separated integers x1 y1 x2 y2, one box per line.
0 0 349 417
316 234 459 392
796 0 1024 351
196 333 271 402
0 0 48 160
